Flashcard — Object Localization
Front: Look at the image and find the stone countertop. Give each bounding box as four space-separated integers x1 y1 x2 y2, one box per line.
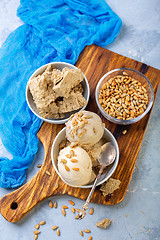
0 0 160 239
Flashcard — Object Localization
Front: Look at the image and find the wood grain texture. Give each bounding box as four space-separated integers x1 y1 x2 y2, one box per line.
0 45 159 223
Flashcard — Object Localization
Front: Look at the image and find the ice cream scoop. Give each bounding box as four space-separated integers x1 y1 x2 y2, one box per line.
57 145 92 186
66 110 104 148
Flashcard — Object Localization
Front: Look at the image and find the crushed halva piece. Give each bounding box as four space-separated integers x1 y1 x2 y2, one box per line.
96 218 111 228
28 65 87 119
100 178 121 197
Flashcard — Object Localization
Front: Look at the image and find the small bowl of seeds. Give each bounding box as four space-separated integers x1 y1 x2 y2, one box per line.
95 68 154 125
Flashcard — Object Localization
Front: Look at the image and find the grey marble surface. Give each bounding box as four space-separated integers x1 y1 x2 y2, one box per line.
0 0 160 239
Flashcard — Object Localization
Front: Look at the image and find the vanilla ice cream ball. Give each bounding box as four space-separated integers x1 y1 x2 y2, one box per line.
58 145 92 186
66 110 104 148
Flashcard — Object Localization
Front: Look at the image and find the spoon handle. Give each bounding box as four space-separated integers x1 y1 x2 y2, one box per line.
82 165 105 211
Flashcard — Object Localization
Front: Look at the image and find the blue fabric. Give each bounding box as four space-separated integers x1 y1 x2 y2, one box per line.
0 0 122 188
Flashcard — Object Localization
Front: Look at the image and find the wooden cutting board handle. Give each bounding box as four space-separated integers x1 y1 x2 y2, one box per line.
0 124 65 223
0 167 59 223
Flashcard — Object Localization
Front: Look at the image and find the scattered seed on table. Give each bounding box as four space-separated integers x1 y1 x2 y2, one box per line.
83 229 91 233
89 208 94 215
88 236 92 240
37 164 42 168
62 205 68 209
75 214 79 219
62 208 66 216
34 235 38 240
69 200 75 206
79 230 83 236
54 201 58 208
35 224 40 230
49 200 53 208
40 220 46 225
57 228 60 236
71 208 75 214
51 225 58 230
33 230 41 235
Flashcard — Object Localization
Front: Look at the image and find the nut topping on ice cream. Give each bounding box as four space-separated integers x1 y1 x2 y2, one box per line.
65 110 104 148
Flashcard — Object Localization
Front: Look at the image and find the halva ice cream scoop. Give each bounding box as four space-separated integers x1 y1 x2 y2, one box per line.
58 145 92 186
65 110 104 148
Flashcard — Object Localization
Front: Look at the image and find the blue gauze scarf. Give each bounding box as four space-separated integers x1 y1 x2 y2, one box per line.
0 0 122 188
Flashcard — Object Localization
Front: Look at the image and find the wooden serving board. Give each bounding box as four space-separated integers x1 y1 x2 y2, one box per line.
0 45 159 223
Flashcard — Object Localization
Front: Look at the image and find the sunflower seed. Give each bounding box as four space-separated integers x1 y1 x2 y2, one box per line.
62 205 68 209
51 225 58 230
122 130 127 135
75 214 79 219
70 159 78 163
62 208 66 216
34 230 41 235
69 200 75 206
57 228 60 236
49 200 53 208
34 235 38 240
72 167 79 171
40 220 46 225
89 208 94 215
37 164 42 168
79 230 83 236
65 165 70 171
78 132 83 138
123 71 128 75
60 159 67 164
35 224 40 230
54 201 58 208
71 208 75 214
70 150 75 157
83 229 91 233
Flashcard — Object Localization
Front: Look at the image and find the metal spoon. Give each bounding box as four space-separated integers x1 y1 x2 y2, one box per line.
78 142 116 219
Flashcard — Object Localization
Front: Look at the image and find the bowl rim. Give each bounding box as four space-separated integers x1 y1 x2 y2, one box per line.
95 68 154 125
51 127 119 188
26 62 90 124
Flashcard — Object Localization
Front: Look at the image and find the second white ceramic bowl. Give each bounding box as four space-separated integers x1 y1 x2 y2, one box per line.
51 127 119 188
26 62 90 124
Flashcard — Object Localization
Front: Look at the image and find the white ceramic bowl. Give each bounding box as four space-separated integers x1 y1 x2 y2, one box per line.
26 62 90 124
51 127 119 188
